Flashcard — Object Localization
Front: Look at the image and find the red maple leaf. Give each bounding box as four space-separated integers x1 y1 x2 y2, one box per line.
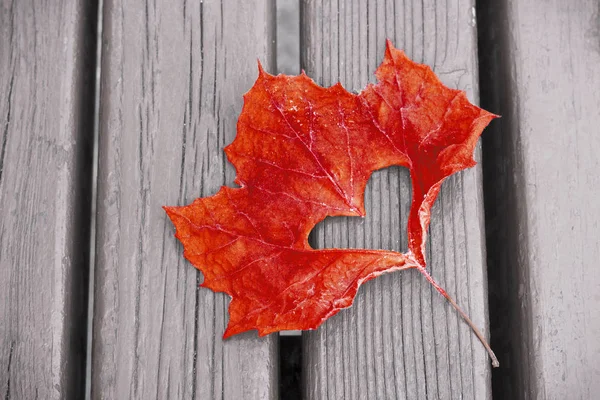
165 40 498 365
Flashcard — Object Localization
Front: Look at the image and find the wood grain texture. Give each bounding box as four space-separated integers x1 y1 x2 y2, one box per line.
277 0 301 75
92 1 277 399
300 1 492 399
479 0 600 398
0 1 97 399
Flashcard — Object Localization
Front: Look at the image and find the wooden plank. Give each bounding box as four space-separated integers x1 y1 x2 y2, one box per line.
300 1 492 399
91 1 278 399
0 1 97 399
478 0 600 398
277 0 301 75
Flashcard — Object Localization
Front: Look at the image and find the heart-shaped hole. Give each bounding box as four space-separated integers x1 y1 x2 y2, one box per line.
309 166 411 254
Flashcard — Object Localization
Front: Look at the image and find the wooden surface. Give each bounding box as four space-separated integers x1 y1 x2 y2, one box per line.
4 0 598 398
277 0 301 75
91 1 278 399
479 0 600 398
300 1 493 399
0 1 97 399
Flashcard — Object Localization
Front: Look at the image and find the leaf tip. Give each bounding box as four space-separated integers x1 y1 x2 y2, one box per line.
384 38 408 62
384 39 394 61
222 329 233 340
256 58 265 77
163 205 177 220
353 205 367 217
385 38 394 51
223 323 247 339
257 59 270 78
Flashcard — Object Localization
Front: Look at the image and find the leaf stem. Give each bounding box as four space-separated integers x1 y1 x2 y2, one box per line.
417 266 500 368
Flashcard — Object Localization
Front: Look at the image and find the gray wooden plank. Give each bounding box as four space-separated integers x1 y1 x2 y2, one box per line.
478 0 600 398
300 1 493 399
0 1 97 399
277 0 301 75
91 1 278 399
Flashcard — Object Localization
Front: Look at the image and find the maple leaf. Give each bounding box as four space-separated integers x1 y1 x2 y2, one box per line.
165 40 499 366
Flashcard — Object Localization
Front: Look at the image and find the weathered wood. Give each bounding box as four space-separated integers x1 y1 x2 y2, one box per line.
92 1 278 399
277 0 301 75
479 0 600 398
0 1 97 399
300 1 492 399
